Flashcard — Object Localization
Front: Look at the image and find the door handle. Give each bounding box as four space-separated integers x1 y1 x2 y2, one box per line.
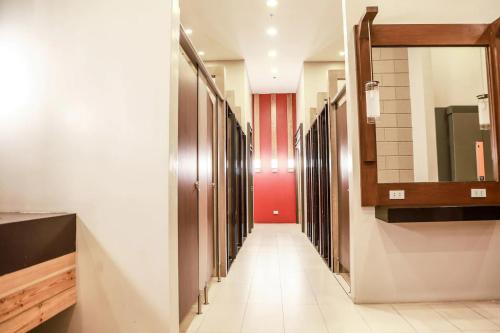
194 181 200 190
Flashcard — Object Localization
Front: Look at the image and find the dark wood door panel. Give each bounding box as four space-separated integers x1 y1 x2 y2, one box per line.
226 111 237 267
178 53 199 322
225 108 247 270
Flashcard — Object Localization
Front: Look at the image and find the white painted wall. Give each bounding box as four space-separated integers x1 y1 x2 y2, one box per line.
244 68 253 130
296 68 306 131
206 60 252 131
408 47 487 182
408 48 439 182
342 0 500 303
431 47 487 107
0 0 178 332
303 62 345 130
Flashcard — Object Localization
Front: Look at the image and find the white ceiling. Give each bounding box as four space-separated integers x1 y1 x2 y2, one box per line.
180 0 345 93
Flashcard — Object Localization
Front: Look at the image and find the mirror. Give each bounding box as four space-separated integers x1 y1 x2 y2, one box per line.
372 47 494 183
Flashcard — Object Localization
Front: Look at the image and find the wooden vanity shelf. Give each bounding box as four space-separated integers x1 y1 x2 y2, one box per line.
0 213 77 333
376 206 500 223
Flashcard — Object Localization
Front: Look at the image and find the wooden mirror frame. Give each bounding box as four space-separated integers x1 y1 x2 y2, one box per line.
355 7 500 207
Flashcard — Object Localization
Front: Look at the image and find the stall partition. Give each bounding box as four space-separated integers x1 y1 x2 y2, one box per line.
178 49 200 323
247 123 254 234
328 85 350 277
318 105 332 267
305 104 331 266
303 86 349 277
294 125 305 233
178 26 225 326
226 107 248 268
178 25 253 327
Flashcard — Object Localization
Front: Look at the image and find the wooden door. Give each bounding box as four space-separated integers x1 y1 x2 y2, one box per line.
336 102 350 273
178 52 199 322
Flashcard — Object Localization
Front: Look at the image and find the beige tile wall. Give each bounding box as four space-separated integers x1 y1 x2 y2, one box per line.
373 48 415 183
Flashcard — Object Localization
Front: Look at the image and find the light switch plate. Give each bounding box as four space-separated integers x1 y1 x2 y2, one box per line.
389 190 405 200
471 188 487 198
273 210 279 215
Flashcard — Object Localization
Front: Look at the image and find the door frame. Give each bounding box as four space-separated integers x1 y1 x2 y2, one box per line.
329 85 349 276
294 125 305 232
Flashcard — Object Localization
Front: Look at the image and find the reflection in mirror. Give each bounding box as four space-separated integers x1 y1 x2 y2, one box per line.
373 47 494 183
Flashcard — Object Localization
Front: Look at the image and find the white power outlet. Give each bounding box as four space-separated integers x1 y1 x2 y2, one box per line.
273 210 279 215
389 190 405 200
471 189 487 198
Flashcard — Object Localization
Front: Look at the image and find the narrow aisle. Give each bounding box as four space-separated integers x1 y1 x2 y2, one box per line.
184 224 500 333
185 224 370 333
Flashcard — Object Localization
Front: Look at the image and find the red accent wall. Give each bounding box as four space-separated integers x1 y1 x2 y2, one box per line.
254 93 297 223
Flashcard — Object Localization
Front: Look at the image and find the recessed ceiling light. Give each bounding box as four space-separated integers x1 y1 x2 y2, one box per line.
266 26 278 37
185 28 193 35
339 50 345 56
266 0 278 7
198 51 205 56
268 50 277 58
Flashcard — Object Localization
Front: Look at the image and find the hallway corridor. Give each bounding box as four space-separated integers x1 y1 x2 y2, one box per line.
185 224 500 333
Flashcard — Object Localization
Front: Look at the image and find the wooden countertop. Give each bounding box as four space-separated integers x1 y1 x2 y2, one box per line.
0 212 76 276
0 212 69 225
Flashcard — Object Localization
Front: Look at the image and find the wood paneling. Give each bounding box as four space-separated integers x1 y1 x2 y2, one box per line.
178 51 199 322
1 269 75 323
0 253 75 297
0 253 76 333
354 8 500 207
0 287 76 333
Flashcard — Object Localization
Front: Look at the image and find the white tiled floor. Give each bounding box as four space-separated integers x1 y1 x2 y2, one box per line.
183 224 500 333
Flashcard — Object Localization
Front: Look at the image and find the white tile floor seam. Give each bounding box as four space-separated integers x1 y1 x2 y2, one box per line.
183 224 500 333
424 303 465 332
277 233 286 333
